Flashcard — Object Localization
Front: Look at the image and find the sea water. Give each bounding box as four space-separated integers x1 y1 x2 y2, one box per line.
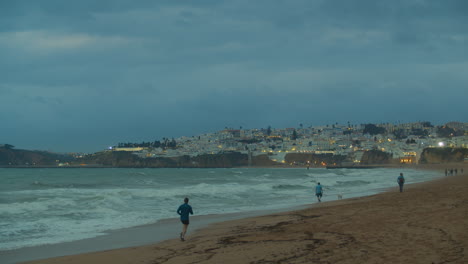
0 167 441 251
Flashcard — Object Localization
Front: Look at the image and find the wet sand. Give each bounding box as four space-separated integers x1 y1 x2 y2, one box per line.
2 207 306 264
21 164 468 264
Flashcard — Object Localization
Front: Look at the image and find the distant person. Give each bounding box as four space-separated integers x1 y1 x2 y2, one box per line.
445 169 448 177
462 168 464 174
455 169 458 175
177 197 193 241
397 173 405 193
315 182 323 202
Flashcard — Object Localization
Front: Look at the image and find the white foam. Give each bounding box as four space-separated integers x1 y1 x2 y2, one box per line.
0 168 442 251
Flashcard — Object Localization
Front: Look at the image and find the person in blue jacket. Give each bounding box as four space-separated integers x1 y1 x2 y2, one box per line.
177 197 193 241
397 173 405 193
315 182 323 202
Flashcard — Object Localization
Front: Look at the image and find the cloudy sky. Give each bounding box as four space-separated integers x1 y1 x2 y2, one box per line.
1 0 467 153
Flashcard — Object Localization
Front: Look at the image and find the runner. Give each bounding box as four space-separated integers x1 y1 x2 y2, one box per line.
177 197 193 241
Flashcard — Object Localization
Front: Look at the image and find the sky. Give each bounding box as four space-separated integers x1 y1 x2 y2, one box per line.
1 0 467 153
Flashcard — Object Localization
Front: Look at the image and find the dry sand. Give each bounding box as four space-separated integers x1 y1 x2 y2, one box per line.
24 165 468 264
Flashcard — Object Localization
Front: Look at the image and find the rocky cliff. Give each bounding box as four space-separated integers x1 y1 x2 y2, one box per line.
0 147 74 166
3 147 466 168
360 150 394 165
419 148 468 164
284 153 347 166
77 151 280 168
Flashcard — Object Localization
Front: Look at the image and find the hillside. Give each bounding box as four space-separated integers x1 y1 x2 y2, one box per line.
2 145 466 168
76 151 280 168
420 148 468 164
0 147 75 166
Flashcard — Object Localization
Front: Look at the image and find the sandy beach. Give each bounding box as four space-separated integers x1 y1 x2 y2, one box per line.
21 164 468 264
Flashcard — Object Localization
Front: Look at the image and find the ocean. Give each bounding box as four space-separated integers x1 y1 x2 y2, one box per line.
0 167 441 251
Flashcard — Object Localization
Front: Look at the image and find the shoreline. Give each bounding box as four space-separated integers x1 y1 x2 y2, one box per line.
0 205 310 264
11 164 467 264
1 162 465 170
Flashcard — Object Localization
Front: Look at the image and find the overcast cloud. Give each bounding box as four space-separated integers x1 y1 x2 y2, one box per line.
1 0 467 152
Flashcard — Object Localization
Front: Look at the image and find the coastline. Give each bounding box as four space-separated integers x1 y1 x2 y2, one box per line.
15 163 468 264
0 205 310 264
1 162 463 170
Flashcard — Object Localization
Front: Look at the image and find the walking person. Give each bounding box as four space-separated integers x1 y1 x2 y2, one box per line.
397 173 405 193
315 182 323 202
177 197 193 241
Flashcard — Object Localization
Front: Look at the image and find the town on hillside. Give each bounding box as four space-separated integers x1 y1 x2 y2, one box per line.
110 121 468 166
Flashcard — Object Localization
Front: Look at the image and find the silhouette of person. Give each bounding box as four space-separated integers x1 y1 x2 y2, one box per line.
397 173 405 193
315 182 323 202
177 197 193 241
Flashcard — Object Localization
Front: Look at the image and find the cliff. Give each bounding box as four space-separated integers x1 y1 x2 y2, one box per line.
0 147 74 166
284 153 347 166
3 146 466 168
419 148 468 164
360 150 394 165
77 151 280 168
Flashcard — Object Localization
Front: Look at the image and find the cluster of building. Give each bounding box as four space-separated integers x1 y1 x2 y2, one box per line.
114 121 468 165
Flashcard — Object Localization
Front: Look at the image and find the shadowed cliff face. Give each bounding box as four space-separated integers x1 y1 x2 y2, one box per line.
420 148 468 164
360 150 394 165
2 147 466 168
76 151 280 168
284 153 347 166
0 147 74 166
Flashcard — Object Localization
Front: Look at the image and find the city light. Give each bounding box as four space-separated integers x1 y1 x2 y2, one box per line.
78 121 465 167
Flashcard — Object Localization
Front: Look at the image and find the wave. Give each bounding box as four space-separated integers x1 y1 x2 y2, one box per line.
31 181 104 189
0 167 443 251
314 172 342 178
334 180 371 187
272 184 306 190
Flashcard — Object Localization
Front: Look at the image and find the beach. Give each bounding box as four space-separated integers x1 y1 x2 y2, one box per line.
20 164 468 264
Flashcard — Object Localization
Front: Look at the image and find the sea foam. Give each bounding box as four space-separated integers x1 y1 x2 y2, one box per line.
0 167 441 250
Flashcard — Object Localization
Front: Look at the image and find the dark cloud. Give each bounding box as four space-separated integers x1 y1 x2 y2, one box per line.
1 0 467 152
